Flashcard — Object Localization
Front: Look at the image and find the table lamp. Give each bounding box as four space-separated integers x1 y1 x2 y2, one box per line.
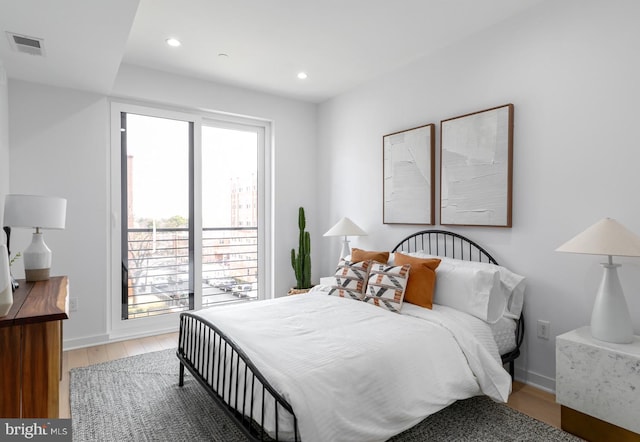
3 194 67 282
556 217 640 344
323 217 367 261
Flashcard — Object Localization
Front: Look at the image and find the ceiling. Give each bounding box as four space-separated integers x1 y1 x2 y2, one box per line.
0 0 545 103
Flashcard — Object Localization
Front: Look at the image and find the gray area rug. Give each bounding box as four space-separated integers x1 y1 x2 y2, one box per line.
70 349 582 442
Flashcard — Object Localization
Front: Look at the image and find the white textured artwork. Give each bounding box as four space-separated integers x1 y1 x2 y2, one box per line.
383 124 434 224
440 105 513 227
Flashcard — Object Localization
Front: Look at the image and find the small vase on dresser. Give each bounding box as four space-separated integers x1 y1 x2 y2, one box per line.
0 244 13 316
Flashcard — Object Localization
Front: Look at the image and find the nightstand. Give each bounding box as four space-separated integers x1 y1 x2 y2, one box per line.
556 326 640 441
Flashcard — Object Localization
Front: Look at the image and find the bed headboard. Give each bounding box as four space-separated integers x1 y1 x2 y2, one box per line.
392 229 498 265
392 229 524 378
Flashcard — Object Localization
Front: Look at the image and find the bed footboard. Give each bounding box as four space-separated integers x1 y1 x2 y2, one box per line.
177 312 299 442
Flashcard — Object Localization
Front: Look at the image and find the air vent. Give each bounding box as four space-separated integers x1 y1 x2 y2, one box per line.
7 32 45 56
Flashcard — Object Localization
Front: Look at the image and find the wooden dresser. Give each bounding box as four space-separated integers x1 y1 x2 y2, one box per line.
0 276 69 418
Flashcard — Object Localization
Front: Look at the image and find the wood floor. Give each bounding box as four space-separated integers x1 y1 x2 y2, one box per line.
60 332 561 429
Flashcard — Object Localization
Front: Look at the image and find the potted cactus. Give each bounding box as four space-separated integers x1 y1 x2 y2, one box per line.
289 207 312 294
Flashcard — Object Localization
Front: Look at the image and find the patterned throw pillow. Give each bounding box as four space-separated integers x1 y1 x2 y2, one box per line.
328 259 371 300
362 263 410 312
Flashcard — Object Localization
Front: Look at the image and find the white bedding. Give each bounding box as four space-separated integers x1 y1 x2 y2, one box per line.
193 292 511 442
489 315 518 355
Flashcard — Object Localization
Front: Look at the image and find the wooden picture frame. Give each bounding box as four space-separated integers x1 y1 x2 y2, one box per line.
383 123 435 225
440 104 514 227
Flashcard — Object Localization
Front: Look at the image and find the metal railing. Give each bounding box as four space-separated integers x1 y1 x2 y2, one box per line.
125 226 258 319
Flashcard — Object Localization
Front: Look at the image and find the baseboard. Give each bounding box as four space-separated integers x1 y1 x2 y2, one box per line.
514 366 556 393
109 325 179 343
63 333 111 351
63 325 179 351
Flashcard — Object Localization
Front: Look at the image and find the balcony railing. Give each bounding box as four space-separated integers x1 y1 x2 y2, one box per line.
125 226 258 319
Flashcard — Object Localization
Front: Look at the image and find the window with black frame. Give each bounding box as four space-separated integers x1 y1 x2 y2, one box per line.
118 110 262 321
120 112 194 319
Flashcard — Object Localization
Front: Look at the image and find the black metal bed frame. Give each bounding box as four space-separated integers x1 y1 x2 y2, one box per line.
391 229 525 378
177 229 524 441
177 313 298 441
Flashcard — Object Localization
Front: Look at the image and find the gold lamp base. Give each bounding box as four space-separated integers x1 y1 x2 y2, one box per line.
25 268 51 282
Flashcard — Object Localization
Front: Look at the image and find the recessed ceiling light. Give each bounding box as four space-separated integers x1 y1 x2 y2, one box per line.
218 53 229 58
297 72 308 80
166 38 181 47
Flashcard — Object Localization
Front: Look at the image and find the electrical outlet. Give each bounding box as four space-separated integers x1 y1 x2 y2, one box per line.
69 297 78 312
537 320 550 340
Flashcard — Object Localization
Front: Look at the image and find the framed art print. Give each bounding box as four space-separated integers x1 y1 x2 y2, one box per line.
383 123 435 225
440 104 514 227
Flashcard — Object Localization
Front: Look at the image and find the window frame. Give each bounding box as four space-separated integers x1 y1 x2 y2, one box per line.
109 101 272 339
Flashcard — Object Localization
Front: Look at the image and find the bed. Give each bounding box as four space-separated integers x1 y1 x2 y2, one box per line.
177 230 525 442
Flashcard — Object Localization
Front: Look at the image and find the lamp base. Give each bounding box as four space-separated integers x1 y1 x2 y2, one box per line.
25 268 51 282
340 237 351 261
23 232 53 282
590 263 633 344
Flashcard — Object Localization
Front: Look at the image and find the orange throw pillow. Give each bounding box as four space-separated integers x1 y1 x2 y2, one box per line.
394 252 441 309
351 248 390 264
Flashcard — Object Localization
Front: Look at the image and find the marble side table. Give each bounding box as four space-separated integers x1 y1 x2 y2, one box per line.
556 326 640 441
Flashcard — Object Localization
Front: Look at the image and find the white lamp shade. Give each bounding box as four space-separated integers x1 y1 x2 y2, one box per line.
3 194 67 230
323 217 367 237
556 218 640 257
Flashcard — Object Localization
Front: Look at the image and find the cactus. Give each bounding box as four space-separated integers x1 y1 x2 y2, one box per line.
290 207 312 289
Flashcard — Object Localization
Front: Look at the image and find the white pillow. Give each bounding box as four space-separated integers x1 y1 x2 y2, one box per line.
404 251 526 319
433 261 505 323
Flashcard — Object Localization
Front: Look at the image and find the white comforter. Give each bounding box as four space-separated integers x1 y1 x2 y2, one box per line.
194 292 511 442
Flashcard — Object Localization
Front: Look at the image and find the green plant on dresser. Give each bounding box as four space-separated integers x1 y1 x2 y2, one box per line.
290 207 312 290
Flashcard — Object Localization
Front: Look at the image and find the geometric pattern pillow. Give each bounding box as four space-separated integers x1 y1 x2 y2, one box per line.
328 259 371 300
362 263 410 312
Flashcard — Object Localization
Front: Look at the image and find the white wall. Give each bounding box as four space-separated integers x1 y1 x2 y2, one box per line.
8 66 317 347
317 0 640 390
0 59 9 230
8 81 110 342
111 64 318 296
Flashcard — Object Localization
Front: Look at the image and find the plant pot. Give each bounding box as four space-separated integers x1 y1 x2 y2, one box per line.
287 287 313 296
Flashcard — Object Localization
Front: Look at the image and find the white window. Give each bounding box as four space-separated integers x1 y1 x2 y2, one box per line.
109 102 271 337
